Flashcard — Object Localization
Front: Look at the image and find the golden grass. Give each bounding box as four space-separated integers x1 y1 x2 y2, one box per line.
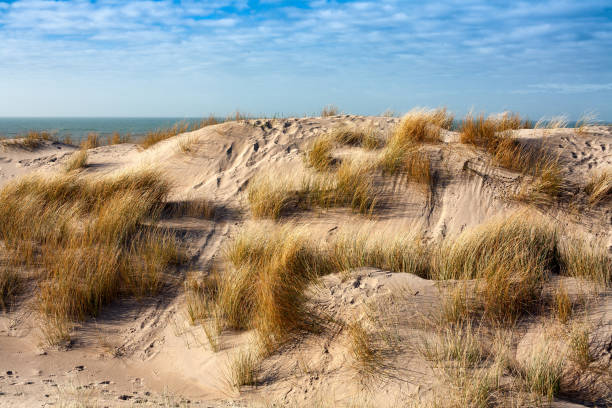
306 134 334 171
559 237 610 286
141 117 219 149
227 348 260 389
433 212 559 324
534 115 569 129
392 108 453 144
330 125 380 149
460 112 553 178
330 231 430 278
107 131 131 145
0 267 19 311
419 323 487 368
575 112 597 135
217 225 330 351
166 197 216 219
347 320 383 377
248 162 379 218
585 170 612 205
553 284 572 324
321 105 339 117
81 132 101 149
0 169 181 338
1 130 55 150
64 149 88 172
518 337 565 400
247 174 296 219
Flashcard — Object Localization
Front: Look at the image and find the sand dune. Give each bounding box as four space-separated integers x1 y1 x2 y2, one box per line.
0 116 610 407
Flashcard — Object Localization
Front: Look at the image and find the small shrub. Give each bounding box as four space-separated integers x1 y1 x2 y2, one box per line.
585 170 612 206
321 105 339 117
64 149 88 172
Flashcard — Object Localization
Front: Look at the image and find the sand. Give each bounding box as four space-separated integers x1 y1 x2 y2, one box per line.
0 116 610 407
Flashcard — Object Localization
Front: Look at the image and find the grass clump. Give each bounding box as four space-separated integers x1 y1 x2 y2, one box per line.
420 323 487 368
81 132 101 149
330 125 380 149
64 149 88 172
559 237 610 287
330 231 430 278
1 130 55 150
107 131 131 145
347 320 383 377
331 160 378 214
141 117 219 149
0 267 20 311
247 174 296 219
321 105 339 117
585 170 612 206
0 169 181 336
392 108 453 144
166 197 216 219
216 225 329 351
518 337 565 400
306 135 334 171
227 348 260 389
433 212 559 324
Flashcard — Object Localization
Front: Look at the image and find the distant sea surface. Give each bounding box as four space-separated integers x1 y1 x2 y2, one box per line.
0 117 207 142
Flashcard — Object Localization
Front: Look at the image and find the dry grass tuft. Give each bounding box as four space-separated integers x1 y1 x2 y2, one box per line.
0 169 181 329
392 108 453 144
330 125 380 149
518 337 565 400
553 284 572 324
81 132 101 149
166 196 216 219
227 348 260 389
0 267 20 311
419 323 487 368
332 160 379 214
141 117 218 149
306 134 334 171
379 144 432 188
107 131 131 145
64 149 88 172
575 112 597 135
1 130 55 150
247 174 296 219
433 212 559 324
216 225 330 351
559 237 610 287
585 170 612 206
330 231 430 278
535 115 569 129
347 320 383 377
321 105 339 117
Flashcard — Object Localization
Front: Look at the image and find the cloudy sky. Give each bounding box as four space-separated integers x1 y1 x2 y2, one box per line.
0 0 611 118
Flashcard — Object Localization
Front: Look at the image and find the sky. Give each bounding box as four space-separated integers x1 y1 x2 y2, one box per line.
0 0 611 119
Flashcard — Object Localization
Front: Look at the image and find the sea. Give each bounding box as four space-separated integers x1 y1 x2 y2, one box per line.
0 117 211 143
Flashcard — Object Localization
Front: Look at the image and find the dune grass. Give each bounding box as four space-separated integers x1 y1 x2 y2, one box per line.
518 337 565 400
227 348 260 389
107 131 131 145
216 225 331 352
141 117 219 149
64 149 88 172
81 132 101 149
433 212 559 324
0 267 20 311
534 115 569 129
306 134 334 171
165 196 216 219
321 105 340 117
1 130 55 150
248 161 379 218
330 231 430 278
392 108 454 144
330 125 380 149
585 170 612 206
0 169 182 340
460 112 556 178
347 320 384 377
559 237 610 286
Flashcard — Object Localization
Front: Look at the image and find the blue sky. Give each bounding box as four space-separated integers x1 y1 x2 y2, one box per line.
0 0 611 119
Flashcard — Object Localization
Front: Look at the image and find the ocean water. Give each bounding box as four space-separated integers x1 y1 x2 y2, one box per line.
0 117 208 142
